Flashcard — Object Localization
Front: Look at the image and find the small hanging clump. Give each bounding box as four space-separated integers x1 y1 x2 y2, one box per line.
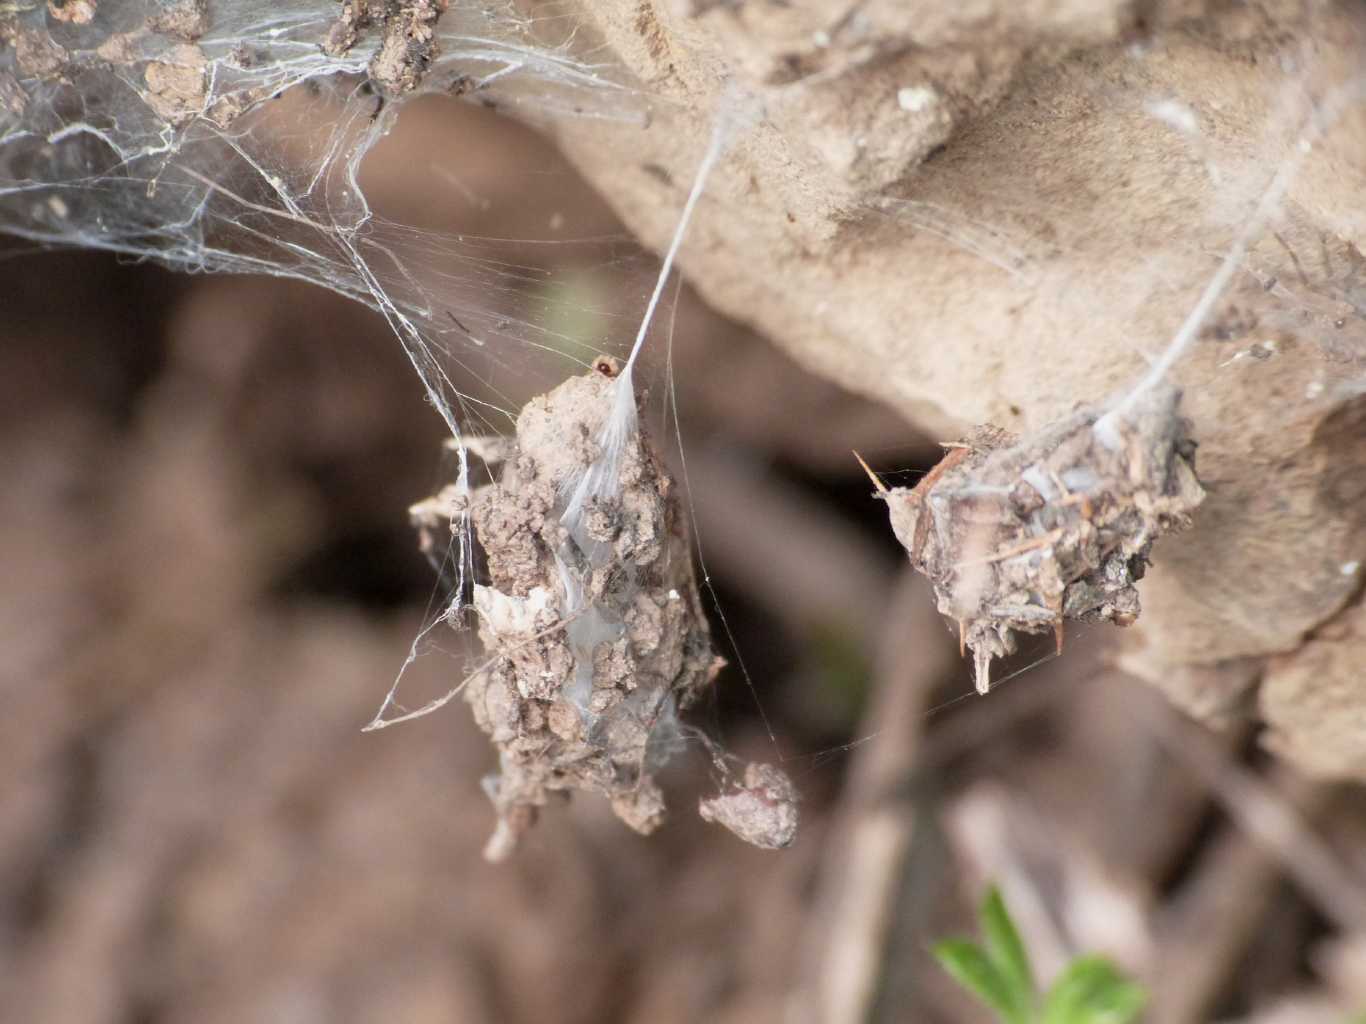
863 385 1205 693
412 358 797 859
698 762 799 850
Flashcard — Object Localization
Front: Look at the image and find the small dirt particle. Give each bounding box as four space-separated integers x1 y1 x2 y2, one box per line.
148 0 210 41
323 0 448 96
368 0 444 96
47 0 96 25
699 763 800 850
143 44 207 123
323 0 370 57
5 22 69 77
0 71 28 117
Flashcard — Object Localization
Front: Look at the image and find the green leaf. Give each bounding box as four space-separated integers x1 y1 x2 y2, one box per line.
933 939 1028 1024
1042 956 1146 1024
980 886 1035 1003
1085 980 1147 1024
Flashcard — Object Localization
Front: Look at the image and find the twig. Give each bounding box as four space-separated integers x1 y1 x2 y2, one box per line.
1144 700 1366 1023
1147 700 1366 931
793 570 958 1024
953 528 1065 570
1148 767 1329 1024
852 449 889 493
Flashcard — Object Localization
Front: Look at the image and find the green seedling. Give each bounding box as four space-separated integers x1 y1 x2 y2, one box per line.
933 886 1146 1024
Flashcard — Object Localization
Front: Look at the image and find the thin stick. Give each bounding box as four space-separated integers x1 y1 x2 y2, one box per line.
952 528 1064 570
1147 700 1366 931
853 450 890 494
797 571 955 1024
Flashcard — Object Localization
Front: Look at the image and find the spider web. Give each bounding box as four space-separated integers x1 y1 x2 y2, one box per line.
5 3 1366 836
0 0 687 714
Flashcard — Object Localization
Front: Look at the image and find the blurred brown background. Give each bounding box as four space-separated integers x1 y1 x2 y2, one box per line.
4 94 1366 1024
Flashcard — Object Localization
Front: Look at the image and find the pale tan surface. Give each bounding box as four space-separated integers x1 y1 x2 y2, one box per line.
544 0 1366 772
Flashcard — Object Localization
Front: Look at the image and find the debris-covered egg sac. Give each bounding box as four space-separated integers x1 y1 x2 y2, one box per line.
414 361 798 859
870 385 1206 694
